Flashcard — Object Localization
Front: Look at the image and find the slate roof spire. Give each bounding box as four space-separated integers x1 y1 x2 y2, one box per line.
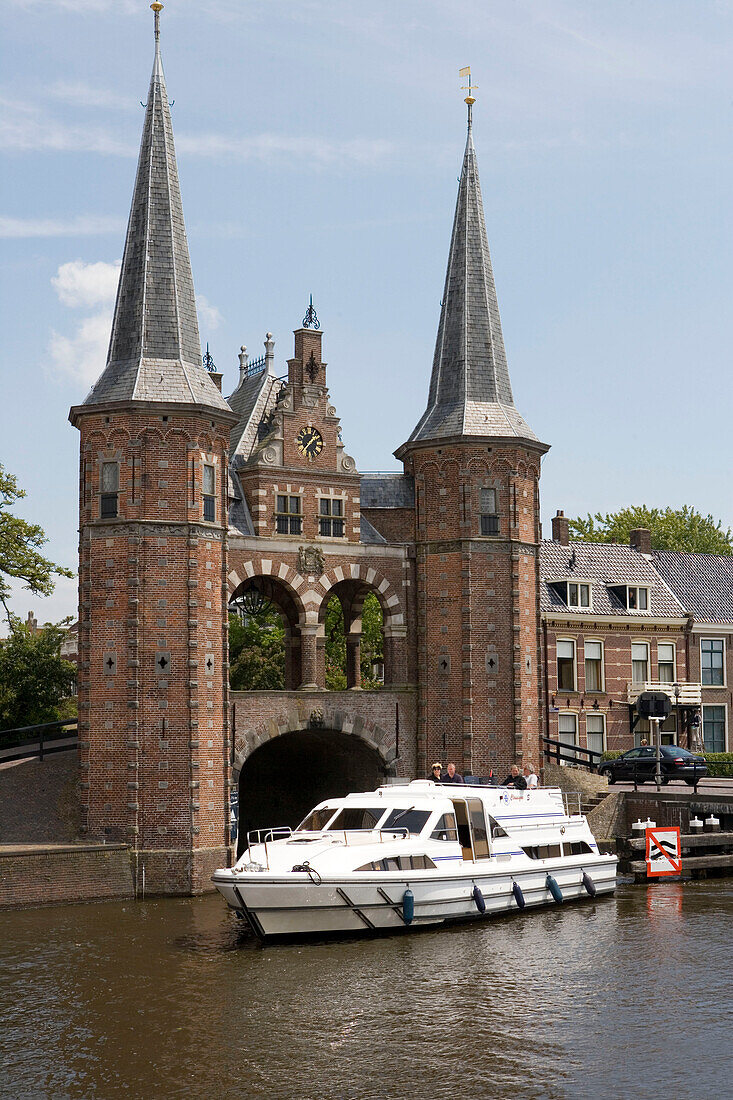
80 3 230 414
404 88 543 448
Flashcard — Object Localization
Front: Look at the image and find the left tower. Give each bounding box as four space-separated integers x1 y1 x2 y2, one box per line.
69 5 237 894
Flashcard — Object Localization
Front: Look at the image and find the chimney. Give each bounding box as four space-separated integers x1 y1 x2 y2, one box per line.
630 528 652 554
209 372 223 392
551 509 569 546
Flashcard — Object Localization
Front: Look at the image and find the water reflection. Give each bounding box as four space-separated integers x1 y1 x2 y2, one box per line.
1 884 730 1099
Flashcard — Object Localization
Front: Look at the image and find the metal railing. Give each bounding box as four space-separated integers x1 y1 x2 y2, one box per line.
542 736 603 772
0 720 78 763
626 680 702 705
244 825 411 870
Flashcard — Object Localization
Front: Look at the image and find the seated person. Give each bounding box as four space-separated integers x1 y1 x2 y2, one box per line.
502 764 527 790
442 762 465 784
523 764 539 789
429 762 443 782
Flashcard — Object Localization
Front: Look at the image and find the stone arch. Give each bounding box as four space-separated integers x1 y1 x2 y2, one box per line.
318 564 403 629
228 570 308 689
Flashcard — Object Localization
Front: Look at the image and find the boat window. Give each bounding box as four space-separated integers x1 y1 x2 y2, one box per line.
467 798 491 860
382 808 431 835
430 813 458 842
327 806 384 831
355 855 436 872
564 840 593 855
488 816 509 838
522 844 562 860
296 806 339 831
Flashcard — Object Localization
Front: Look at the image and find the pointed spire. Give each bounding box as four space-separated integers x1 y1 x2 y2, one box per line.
405 86 543 448
82 3 230 414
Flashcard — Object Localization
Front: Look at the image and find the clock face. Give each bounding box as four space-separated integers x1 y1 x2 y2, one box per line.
296 426 323 459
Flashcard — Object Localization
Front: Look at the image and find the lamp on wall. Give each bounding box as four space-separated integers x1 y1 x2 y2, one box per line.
230 581 273 618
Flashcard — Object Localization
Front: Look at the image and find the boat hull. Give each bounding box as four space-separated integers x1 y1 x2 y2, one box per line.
213 855 618 939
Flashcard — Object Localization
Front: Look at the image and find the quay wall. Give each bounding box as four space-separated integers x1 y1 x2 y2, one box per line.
0 844 133 909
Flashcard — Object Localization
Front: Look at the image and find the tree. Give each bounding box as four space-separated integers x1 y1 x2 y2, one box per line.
568 505 733 555
325 593 384 690
0 620 77 734
0 464 73 625
228 611 285 690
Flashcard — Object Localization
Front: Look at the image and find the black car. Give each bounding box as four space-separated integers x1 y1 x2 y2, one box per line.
598 745 707 785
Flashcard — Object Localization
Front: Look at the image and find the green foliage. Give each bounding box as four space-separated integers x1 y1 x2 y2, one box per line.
228 611 285 690
0 620 77 735
568 505 733 555
0 464 73 624
702 753 733 778
325 592 384 690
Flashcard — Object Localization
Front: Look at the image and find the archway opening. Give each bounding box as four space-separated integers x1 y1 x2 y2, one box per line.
237 728 388 854
321 585 385 690
229 575 301 688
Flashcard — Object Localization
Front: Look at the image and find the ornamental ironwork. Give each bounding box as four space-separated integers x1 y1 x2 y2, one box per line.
302 294 320 330
202 342 216 372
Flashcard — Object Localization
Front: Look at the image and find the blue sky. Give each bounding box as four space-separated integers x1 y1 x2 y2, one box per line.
2 0 733 627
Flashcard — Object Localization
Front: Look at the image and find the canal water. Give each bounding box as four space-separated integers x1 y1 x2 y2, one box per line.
1 882 730 1100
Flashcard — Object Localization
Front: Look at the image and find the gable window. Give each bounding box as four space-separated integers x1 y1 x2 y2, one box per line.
276 495 302 535
701 639 724 686
568 582 591 608
584 640 604 691
658 642 676 684
100 462 119 518
479 488 499 536
632 642 649 684
202 464 216 522
703 705 726 752
586 713 605 757
319 498 344 537
557 639 576 691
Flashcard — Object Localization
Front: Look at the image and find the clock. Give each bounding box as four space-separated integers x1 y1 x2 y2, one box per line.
296 426 323 459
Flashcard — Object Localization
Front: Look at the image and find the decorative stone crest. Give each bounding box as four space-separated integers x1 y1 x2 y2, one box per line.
298 545 325 576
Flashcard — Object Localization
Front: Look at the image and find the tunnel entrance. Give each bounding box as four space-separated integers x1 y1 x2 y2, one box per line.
237 729 388 855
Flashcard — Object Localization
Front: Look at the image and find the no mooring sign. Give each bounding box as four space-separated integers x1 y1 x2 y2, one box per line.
645 826 682 877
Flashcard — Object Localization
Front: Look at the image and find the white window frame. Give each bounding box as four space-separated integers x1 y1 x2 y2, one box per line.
584 639 605 692
657 641 676 684
586 712 606 757
700 637 725 688
558 712 578 765
556 638 577 692
567 581 592 609
631 640 649 685
627 585 649 611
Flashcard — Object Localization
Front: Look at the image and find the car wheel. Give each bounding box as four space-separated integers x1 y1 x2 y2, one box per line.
606 772 616 785
685 779 696 787
661 777 670 786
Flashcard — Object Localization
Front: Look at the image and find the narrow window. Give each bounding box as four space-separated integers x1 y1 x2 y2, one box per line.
480 488 499 536
658 642 675 684
634 718 650 747
203 464 216 522
558 712 578 764
632 642 649 685
702 705 726 752
701 639 724 686
557 639 576 691
319 498 344 537
100 461 119 518
275 495 302 535
584 640 604 691
586 713 605 757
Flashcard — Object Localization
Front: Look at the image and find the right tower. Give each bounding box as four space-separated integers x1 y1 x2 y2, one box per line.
395 86 549 778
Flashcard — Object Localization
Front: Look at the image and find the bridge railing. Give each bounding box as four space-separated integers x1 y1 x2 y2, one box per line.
541 736 603 772
0 720 78 764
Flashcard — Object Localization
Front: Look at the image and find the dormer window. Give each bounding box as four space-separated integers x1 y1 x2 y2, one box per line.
611 584 649 611
549 580 591 609
479 488 499 536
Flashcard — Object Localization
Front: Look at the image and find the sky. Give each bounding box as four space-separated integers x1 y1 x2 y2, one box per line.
2 0 733 628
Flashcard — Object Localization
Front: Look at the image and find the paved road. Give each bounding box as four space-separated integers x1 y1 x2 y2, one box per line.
609 776 733 796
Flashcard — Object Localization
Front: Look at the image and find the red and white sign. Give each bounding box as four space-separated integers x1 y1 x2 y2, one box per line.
645 826 682 877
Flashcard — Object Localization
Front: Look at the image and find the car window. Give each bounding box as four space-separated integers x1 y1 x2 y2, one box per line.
662 746 691 758
639 747 655 757
625 749 642 759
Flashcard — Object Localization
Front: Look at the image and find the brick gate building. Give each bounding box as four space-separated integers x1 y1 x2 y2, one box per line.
70 9 726 894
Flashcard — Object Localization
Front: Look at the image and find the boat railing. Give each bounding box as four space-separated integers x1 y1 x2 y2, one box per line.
246 826 293 869
562 792 583 818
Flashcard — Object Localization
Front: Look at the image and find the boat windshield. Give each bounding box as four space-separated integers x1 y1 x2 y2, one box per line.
382 808 431 836
296 806 340 831
326 806 385 831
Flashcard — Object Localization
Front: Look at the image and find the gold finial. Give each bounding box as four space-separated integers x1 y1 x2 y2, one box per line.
459 66 477 106
151 2 164 10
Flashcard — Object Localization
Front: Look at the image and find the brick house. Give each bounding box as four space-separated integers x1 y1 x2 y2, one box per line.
70 11 728 894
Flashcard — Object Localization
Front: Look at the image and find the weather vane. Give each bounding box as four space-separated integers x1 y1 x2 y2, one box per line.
202 342 216 372
302 294 320 330
459 66 477 128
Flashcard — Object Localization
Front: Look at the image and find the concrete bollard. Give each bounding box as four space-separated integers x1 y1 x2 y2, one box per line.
689 817 703 832
704 815 720 833
632 819 646 835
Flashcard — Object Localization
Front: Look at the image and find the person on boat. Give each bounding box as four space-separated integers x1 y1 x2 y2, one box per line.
429 762 444 782
502 765 527 790
523 764 539 789
442 762 465 784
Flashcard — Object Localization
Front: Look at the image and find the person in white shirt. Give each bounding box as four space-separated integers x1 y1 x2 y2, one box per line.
523 764 539 789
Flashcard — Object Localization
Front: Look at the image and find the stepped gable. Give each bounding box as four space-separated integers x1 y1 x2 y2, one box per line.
540 541 686 618
79 6 230 415
404 105 544 449
652 550 733 624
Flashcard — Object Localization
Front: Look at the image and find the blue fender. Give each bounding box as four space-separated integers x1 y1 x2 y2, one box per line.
512 880 526 909
472 884 486 913
546 874 563 904
582 871 596 897
402 887 414 924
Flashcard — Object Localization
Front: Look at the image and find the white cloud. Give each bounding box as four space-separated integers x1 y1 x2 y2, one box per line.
51 259 120 309
48 311 113 387
0 214 124 238
0 97 137 157
48 81 134 111
197 294 222 331
177 131 394 168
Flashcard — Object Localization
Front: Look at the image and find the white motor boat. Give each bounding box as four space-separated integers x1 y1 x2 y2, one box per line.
212 780 617 940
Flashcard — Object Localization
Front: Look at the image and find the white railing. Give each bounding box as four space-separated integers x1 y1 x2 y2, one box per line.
626 680 702 705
